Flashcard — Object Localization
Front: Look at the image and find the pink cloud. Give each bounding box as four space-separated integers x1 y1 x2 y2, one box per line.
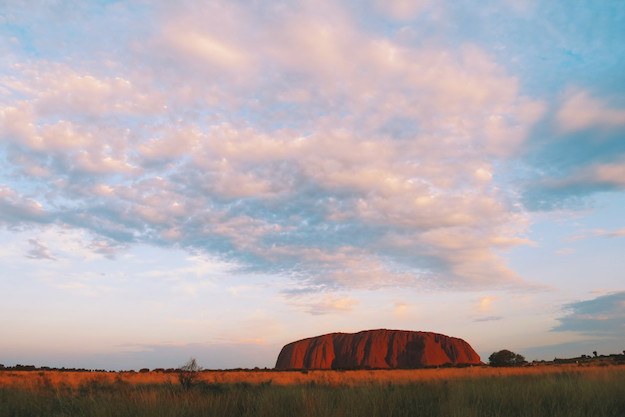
375 0 432 20
0 0 547 291
557 89 625 133
0 186 48 224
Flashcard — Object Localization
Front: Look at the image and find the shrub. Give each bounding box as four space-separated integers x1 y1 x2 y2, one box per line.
177 358 202 390
489 350 526 367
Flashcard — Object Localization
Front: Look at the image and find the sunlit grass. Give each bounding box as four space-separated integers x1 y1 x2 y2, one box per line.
1 367 624 417
1 364 621 388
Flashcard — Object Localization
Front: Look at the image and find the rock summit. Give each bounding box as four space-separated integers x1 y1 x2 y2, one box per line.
275 329 481 369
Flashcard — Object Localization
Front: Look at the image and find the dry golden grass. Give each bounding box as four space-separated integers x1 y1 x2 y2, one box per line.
1 364 623 390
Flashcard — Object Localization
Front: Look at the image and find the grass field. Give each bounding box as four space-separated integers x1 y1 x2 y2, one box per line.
1 366 624 416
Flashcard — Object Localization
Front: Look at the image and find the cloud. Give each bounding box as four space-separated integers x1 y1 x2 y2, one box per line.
553 291 625 337
523 158 625 210
557 89 625 133
163 27 249 72
289 294 358 316
477 296 497 313
580 160 625 189
572 228 625 241
0 0 547 292
0 65 161 182
595 229 625 238
0 186 50 225
546 158 625 193
522 88 625 210
555 248 575 256
393 302 410 317
473 316 503 322
375 0 432 20
86 238 127 259
472 296 502 322
25 238 56 260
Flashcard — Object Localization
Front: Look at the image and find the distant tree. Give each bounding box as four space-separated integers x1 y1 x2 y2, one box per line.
593 351 598 357
488 350 526 367
178 358 202 390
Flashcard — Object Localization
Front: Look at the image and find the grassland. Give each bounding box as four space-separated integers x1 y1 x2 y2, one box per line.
1 366 624 416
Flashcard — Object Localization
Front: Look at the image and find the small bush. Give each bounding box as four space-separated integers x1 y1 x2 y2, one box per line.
489 349 526 367
178 358 202 390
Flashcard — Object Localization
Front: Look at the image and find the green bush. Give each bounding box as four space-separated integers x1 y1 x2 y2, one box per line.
489 349 527 367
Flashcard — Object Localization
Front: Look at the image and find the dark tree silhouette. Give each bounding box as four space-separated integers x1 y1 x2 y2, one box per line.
178 358 202 390
593 351 598 357
488 350 526 367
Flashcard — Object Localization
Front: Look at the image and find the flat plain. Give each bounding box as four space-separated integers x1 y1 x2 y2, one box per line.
2 365 625 416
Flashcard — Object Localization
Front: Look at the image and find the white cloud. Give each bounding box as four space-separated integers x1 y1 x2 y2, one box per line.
162 26 250 71
0 66 163 179
37 73 162 117
1 64 163 119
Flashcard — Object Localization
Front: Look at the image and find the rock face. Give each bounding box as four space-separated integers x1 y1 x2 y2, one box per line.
275 329 481 369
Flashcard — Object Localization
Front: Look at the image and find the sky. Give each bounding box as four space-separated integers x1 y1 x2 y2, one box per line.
1 0 624 371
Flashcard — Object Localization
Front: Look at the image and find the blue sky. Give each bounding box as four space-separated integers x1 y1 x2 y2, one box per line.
1 0 624 370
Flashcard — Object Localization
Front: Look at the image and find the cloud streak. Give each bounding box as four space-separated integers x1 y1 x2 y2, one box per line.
557 89 625 134
553 292 625 337
522 87 625 210
25 238 56 260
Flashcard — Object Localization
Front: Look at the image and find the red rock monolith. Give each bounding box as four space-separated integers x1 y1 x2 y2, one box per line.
275 329 481 369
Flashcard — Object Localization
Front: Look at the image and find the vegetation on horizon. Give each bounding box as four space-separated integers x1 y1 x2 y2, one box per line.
489 349 527 367
3 349 625 373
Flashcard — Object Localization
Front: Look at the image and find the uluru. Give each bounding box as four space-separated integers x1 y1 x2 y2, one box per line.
275 329 481 369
